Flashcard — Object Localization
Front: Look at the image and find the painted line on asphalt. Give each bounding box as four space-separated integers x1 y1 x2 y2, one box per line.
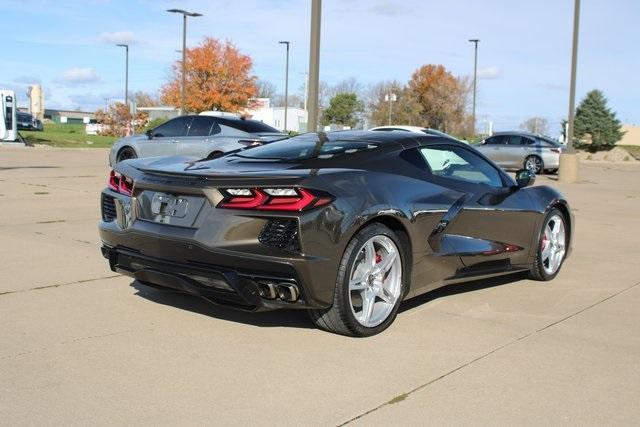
0 274 122 297
339 279 640 426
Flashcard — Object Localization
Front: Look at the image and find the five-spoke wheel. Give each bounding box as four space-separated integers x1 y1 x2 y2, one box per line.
348 235 402 328
529 208 568 281
308 223 406 337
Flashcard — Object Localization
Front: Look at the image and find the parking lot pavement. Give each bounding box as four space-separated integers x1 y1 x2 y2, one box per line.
1 146 639 425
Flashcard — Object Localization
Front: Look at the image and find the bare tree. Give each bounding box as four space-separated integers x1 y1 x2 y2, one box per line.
256 80 277 99
134 91 160 107
520 117 549 134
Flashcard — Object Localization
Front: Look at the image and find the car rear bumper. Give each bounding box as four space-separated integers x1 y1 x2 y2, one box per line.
99 189 339 311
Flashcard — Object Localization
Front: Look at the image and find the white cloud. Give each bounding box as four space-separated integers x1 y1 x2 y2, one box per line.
62 68 100 84
371 1 409 16
98 30 136 45
477 66 501 80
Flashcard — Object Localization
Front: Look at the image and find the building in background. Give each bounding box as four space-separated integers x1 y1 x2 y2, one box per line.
619 125 640 146
44 109 95 124
245 98 308 133
27 85 44 121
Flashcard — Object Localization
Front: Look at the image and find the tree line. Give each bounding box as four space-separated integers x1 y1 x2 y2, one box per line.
98 36 625 150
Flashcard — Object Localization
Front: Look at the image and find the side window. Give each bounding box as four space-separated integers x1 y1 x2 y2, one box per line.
419 145 504 188
485 135 506 145
508 135 534 145
152 116 192 138
187 116 216 137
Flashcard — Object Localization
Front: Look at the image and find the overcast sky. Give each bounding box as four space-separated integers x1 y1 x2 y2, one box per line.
2 0 638 133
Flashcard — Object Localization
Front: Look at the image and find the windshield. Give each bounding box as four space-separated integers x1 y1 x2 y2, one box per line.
231 133 378 161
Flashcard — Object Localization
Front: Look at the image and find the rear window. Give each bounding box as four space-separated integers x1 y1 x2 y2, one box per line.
231 133 378 161
219 118 280 134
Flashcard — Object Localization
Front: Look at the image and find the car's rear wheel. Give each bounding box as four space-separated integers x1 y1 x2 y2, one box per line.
529 208 567 281
308 223 407 337
524 155 543 174
116 147 137 163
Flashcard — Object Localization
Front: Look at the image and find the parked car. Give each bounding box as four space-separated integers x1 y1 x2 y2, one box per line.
109 115 288 165
475 131 563 174
99 131 573 337
369 125 466 142
16 112 43 131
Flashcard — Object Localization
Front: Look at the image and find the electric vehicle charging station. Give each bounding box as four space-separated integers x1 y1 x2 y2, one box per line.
1 90 19 142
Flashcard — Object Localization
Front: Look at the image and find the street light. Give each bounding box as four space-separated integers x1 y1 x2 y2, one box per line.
468 39 479 136
307 0 322 132
279 41 290 132
116 44 129 107
559 0 581 183
384 92 397 125
167 9 203 115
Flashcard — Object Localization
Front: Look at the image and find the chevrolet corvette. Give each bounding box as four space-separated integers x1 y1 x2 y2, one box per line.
99 131 572 337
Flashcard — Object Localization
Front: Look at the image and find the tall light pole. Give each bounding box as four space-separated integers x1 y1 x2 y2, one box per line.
307 0 322 132
279 41 290 132
167 9 202 115
116 44 129 107
384 92 396 125
559 0 581 183
300 72 309 111
468 39 479 136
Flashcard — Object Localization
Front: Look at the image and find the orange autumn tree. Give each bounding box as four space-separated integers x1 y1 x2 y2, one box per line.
161 37 258 113
408 64 471 136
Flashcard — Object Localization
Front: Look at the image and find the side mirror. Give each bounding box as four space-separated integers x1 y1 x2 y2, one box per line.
145 129 153 139
515 169 535 189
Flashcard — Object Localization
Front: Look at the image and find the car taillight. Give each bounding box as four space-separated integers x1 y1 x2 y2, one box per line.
108 170 133 196
218 188 333 212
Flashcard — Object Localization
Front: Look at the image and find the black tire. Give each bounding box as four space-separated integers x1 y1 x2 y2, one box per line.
546 169 558 175
529 208 567 281
308 223 408 337
116 147 137 163
524 155 544 174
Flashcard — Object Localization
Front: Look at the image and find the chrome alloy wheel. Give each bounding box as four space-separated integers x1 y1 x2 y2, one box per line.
540 214 566 275
348 235 402 328
525 156 543 174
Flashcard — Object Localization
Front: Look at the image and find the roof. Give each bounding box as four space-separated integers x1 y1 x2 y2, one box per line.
369 125 426 133
492 130 540 137
313 130 462 149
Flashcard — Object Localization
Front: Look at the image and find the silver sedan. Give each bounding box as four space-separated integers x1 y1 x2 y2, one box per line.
475 132 563 174
109 115 287 165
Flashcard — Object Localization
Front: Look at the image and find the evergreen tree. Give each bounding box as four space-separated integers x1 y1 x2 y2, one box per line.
321 93 364 128
573 89 625 152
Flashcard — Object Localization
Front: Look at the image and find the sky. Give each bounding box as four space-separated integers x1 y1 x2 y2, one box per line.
1 0 638 134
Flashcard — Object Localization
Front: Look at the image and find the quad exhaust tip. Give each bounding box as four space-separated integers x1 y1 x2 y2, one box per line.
257 281 299 302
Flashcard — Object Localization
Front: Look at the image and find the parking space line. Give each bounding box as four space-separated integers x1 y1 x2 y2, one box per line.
339 279 640 426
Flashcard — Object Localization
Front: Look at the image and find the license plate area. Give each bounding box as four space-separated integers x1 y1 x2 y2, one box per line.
137 191 206 227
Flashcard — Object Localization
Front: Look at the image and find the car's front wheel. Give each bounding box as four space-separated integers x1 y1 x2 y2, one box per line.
529 208 568 281
308 223 407 337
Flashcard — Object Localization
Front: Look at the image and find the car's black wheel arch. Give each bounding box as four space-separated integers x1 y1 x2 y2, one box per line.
116 146 137 163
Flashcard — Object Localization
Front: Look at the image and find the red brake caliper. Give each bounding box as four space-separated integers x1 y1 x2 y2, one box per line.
540 234 547 250
375 254 382 264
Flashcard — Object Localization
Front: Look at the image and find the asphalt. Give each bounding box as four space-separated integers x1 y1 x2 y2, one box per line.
1 146 639 426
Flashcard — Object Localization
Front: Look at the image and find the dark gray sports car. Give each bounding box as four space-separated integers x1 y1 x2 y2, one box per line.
99 131 573 337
